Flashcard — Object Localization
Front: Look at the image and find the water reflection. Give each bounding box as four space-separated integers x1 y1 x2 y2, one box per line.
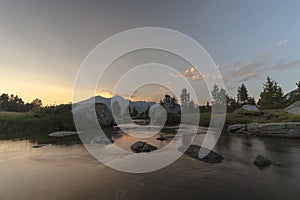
1 129 300 199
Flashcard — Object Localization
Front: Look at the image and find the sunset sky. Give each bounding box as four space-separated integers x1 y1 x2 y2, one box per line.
1 0 300 105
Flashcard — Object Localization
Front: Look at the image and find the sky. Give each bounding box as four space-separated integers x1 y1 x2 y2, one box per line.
0 0 300 105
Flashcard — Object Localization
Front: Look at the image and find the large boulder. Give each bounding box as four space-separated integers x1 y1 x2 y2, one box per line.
285 100 300 115
179 145 224 163
253 154 272 168
73 102 114 127
130 141 158 153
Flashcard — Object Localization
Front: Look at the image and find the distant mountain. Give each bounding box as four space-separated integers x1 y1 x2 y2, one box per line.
74 95 156 114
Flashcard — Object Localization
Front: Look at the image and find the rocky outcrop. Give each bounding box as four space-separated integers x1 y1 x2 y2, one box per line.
253 154 272 168
228 122 300 138
285 100 300 115
179 145 224 163
73 102 114 127
130 141 158 153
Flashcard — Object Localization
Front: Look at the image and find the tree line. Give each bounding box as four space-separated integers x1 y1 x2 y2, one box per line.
0 93 42 112
211 76 300 111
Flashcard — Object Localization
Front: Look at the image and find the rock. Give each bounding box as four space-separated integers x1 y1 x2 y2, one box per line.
72 102 114 127
49 131 79 137
285 100 300 115
242 104 258 111
253 154 272 168
32 144 49 148
90 136 113 144
130 141 158 153
227 124 246 133
179 145 224 163
228 122 300 138
156 137 167 141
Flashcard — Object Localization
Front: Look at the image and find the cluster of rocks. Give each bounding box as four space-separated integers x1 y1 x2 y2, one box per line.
228 122 300 138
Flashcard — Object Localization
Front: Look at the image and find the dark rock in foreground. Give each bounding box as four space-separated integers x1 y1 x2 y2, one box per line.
130 141 158 153
253 154 272 168
179 145 224 164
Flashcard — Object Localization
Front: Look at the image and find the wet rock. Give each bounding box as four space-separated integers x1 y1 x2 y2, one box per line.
227 124 246 133
253 154 272 168
130 141 158 153
179 145 224 163
90 136 114 144
228 123 300 138
49 131 79 137
32 144 49 148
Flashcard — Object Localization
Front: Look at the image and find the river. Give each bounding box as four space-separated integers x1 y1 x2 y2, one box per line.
0 127 300 199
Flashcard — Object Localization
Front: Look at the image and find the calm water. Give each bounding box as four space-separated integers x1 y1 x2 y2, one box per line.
1 128 300 200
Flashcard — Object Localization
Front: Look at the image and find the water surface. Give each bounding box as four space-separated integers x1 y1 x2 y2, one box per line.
1 129 300 199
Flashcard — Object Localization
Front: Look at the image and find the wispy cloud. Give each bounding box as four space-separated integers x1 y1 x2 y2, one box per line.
276 39 288 47
223 39 296 83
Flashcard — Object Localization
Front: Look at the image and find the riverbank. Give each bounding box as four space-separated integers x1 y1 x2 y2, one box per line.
1 108 300 139
0 111 75 134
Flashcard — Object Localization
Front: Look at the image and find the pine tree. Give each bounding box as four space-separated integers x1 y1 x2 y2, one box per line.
180 88 190 107
260 76 284 109
237 84 249 105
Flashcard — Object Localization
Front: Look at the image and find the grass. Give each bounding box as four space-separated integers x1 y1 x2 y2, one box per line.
179 109 300 128
0 111 75 134
1 108 300 143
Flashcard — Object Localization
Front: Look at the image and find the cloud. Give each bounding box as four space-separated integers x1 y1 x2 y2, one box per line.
276 39 288 47
182 67 202 80
223 39 297 83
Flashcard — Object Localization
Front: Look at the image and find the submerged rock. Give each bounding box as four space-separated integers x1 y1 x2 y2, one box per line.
179 145 224 164
49 131 79 137
32 144 49 148
253 154 273 168
90 136 113 144
130 141 158 153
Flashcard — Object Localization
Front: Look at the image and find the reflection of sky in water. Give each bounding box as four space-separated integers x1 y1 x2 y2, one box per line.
1 135 300 199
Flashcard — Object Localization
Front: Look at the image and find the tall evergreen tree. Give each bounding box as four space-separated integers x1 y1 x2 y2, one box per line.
180 88 190 107
259 76 284 109
237 84 249 105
